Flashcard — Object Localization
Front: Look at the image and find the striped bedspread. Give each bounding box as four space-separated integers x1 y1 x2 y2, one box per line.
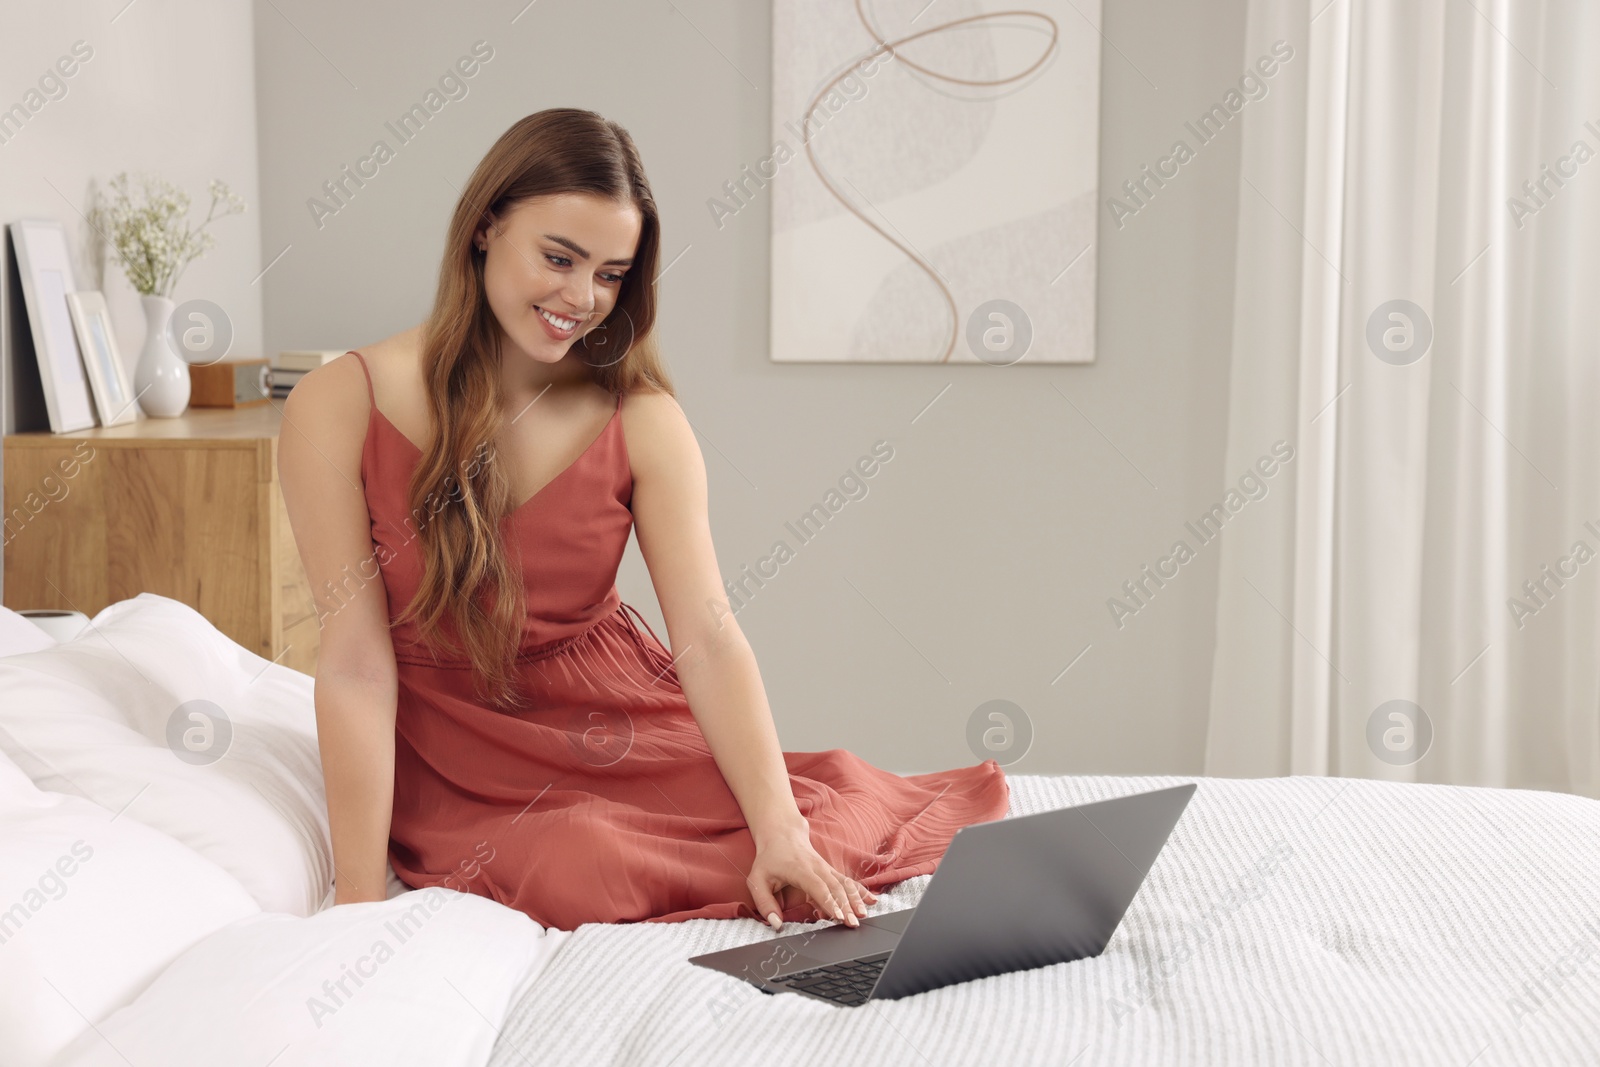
488 773 1600 1066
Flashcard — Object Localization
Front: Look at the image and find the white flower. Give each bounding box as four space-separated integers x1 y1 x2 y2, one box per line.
88 170 247 298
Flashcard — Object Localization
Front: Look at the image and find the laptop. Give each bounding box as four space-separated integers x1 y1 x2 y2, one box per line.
689 783 1196 1006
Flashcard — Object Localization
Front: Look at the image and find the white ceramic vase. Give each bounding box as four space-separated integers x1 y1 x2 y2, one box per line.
134 293 190 418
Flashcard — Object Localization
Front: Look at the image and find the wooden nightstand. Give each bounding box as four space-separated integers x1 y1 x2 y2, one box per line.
3 404 318 675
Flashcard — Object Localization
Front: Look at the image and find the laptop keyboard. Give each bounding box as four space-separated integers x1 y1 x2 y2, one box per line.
772 952 891 1006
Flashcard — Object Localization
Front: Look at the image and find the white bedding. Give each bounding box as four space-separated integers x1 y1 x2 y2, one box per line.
486 772 1600 1067
55 886 568 1067
5 597 1598 1065
0 597 568 1067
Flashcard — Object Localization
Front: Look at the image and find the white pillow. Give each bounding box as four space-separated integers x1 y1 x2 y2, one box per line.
0 606 57 656
0 750 261 1067
0 593 332 915
53 887 572 1067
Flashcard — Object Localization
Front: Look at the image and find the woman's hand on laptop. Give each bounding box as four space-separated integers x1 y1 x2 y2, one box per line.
747 826 877 930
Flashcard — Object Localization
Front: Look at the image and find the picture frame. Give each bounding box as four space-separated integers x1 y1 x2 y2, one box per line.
767 1 1102 365
65 290 139 427
9 219 97 432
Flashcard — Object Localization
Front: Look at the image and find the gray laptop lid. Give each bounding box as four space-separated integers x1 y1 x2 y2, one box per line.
870 782 1196 1000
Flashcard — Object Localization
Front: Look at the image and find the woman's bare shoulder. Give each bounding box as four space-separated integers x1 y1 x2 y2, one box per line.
620 383 673 401
350 325 425 381
618 387 694 479
283 326 421 452
285 350 366 424
618 385 682 423
330 324 429 427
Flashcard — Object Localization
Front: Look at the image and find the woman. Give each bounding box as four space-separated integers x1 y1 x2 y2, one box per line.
279 108 1009 934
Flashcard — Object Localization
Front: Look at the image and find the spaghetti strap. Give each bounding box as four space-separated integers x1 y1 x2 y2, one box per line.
348 350 375 406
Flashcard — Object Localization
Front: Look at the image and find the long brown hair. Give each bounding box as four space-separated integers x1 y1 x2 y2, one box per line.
391 109 675 710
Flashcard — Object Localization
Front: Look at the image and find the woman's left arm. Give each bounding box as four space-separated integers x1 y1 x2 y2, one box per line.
625 391 874 928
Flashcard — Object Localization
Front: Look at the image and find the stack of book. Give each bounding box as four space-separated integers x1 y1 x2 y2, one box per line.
271 350 346 398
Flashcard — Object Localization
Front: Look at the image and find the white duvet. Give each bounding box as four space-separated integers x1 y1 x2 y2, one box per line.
54 886 567 1067
5 597 1598 1065
0 596 568 1067
486 772 1600 1067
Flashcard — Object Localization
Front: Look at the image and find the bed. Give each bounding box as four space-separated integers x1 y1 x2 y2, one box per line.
1 594 1596 1066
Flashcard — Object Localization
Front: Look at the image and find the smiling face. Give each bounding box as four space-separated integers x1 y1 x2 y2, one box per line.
475 192 643 372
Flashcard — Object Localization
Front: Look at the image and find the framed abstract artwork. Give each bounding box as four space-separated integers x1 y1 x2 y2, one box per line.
765 2 1102 365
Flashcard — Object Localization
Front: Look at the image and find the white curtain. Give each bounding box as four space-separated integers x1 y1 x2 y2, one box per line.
1204 0 1600 796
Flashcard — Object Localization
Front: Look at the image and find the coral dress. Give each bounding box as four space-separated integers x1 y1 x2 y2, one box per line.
348 351 1011 932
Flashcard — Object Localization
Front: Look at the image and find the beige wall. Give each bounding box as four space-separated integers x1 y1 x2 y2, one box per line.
249 0 1249 777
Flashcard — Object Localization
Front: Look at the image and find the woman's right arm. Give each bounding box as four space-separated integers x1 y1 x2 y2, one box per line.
277 353 399 906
